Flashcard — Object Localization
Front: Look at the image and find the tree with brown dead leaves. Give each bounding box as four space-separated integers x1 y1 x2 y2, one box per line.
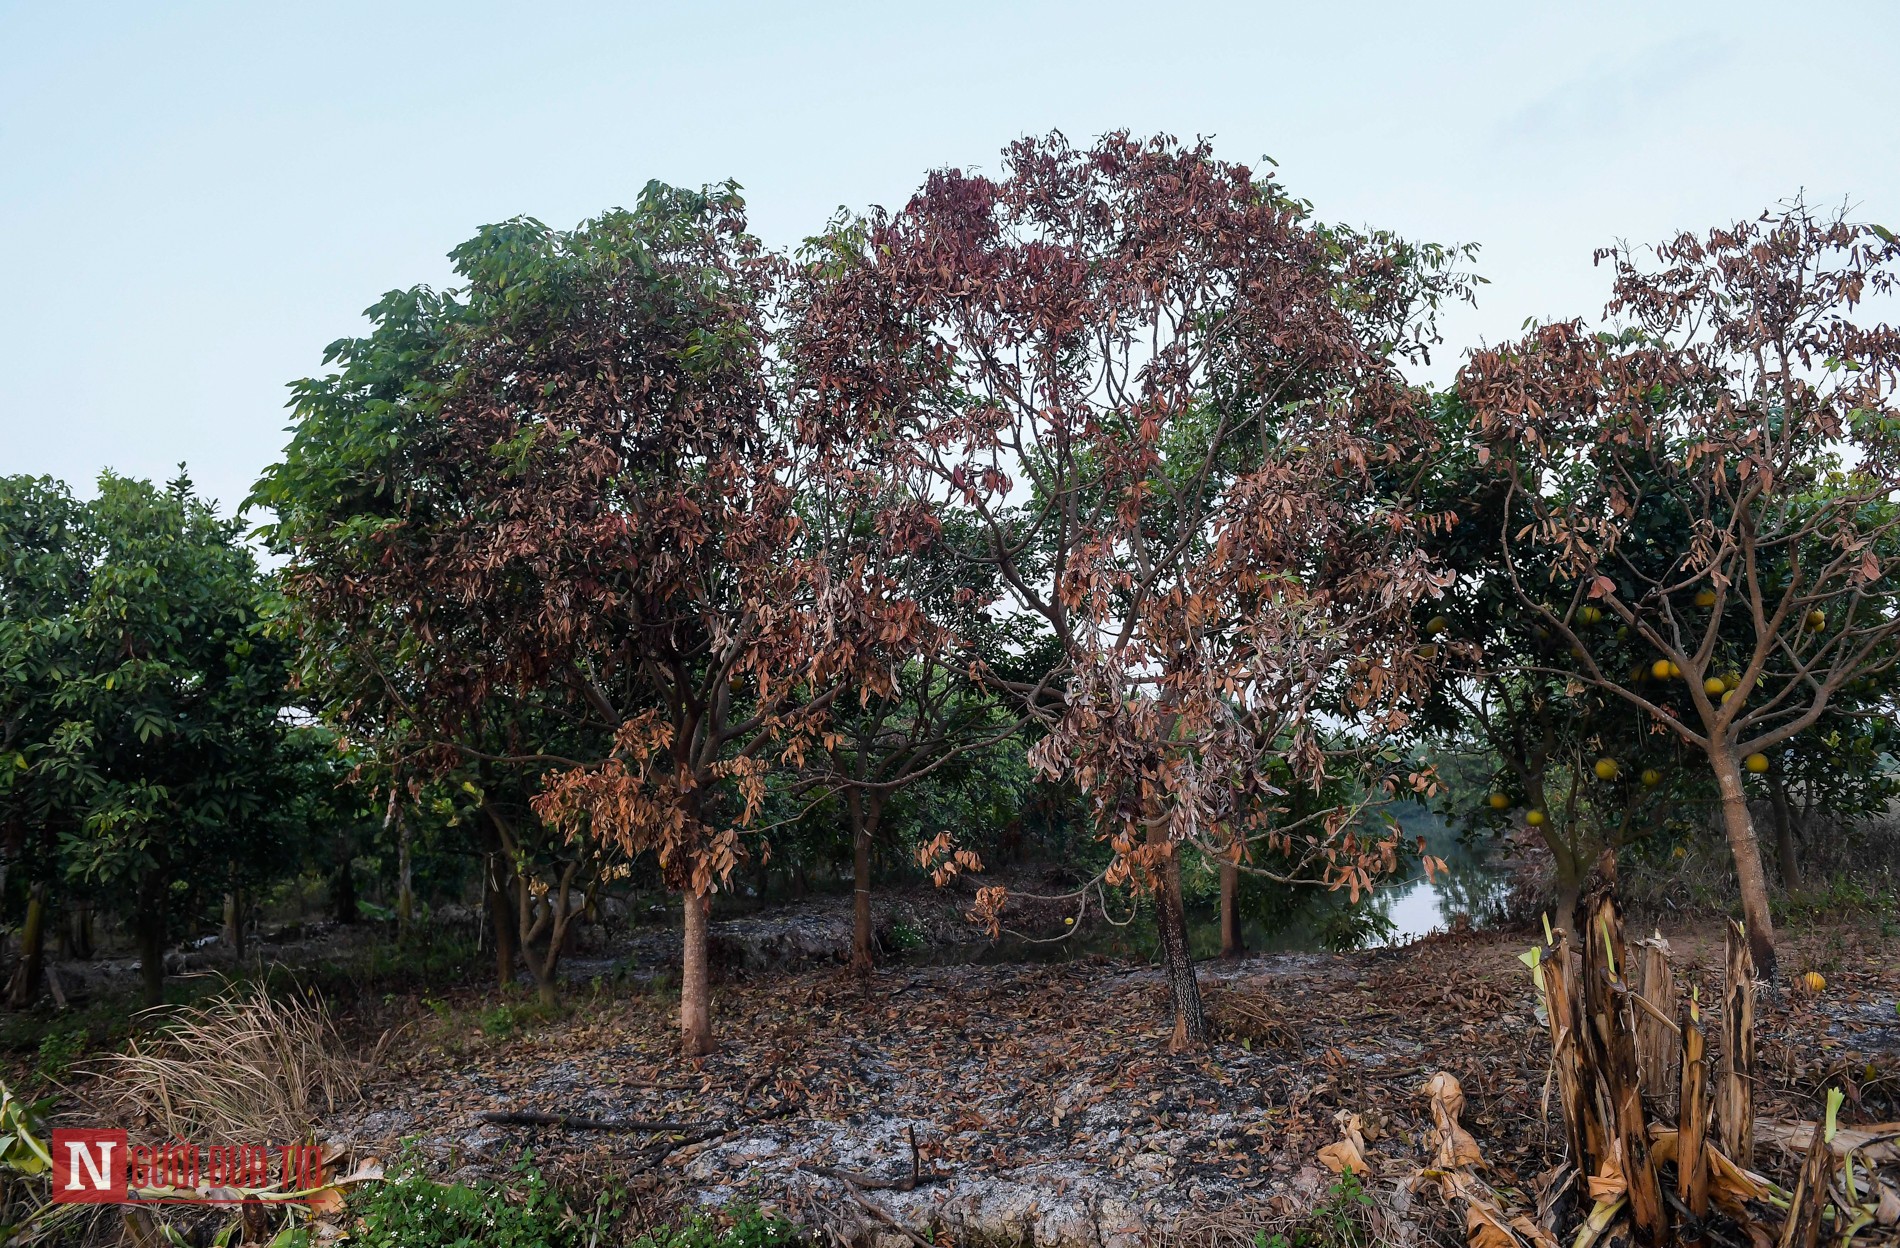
1456 200 1900 977
793 132 1475 1047
260 183 933 1053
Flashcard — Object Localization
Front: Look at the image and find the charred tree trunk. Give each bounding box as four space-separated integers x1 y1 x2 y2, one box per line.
681 889 713 1056
1634 935 1676 1111
1575 854 1667 1247
1779 1117 1836 1248
1539 929 1599 1173
6 883 48 1009
1154 844 1207 1051
1678 996 1711 1242
1709 744 1778 978
1715 919 1756 1167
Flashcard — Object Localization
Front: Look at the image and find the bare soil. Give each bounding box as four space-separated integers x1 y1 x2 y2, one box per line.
322 917 1900 1247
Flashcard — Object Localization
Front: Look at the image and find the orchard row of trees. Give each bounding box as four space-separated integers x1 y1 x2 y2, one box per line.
5 134 1898 1051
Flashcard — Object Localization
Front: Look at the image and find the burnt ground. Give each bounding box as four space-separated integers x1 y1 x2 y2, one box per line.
321 917 1900 1247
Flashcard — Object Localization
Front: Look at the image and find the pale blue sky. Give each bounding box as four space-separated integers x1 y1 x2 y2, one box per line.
3 1 1895 514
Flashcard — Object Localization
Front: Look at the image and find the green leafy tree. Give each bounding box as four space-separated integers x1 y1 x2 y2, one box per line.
25 473 297 1005
0 476 95 1004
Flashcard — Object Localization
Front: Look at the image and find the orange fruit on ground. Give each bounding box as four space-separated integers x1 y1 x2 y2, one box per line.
1801 971 1826 993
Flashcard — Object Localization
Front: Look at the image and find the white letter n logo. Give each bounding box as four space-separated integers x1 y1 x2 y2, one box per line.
66 1139 115 1190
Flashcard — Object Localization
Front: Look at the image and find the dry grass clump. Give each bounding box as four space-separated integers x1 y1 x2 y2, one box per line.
94 981 363 1142
1203 986 1302 1050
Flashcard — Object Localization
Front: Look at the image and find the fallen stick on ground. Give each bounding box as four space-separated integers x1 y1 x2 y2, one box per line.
840 1178 936 1248
477 1111 714 1133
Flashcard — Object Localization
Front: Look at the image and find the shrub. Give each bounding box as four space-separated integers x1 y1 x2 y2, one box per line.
93 981 362 1140
353 1153 582 1248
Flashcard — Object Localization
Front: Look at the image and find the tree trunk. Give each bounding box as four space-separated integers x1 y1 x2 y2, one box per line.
849 791 883 976
486 853 515 988
67 899 93 961
389 789 415 937
1218 852 1243 959
1710 745 1778 978
221 891 239 947
331 856 358 925
681 889 713 1056
134 871 167 1008
1154 846 1207 1051
520 860 578 1008
1767 772 1801 891
6 883 47 1009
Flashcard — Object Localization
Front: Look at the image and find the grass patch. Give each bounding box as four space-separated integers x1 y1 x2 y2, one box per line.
354 1149 805 1248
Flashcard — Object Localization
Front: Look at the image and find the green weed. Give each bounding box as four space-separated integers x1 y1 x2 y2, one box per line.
1254 1171 1374 1248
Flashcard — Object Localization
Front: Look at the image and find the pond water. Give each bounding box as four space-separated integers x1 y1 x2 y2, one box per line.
900 809 1515 966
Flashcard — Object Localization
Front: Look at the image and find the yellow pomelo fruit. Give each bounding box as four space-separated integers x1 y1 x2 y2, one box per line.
1640 768 1663 787
1801 971 1826 993
1487 792 1511 810
1703 677 1726 696
1695 589 1717 607
1593 758 1619 781
1526 809 1547 826
1744 752 1770 774
1651 659 1674 680
1425 615 1448 635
